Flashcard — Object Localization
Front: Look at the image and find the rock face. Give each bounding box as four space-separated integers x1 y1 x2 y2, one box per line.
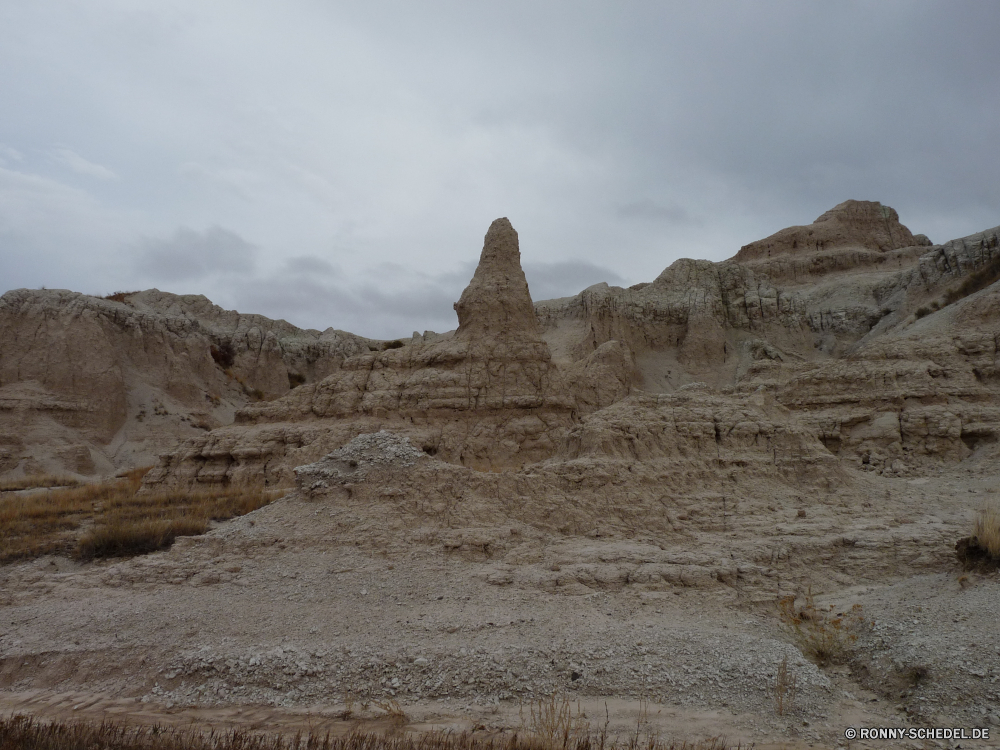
0 289 372 476
534 208 1000 472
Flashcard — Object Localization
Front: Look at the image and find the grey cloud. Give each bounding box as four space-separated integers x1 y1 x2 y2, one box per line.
221 257 626 340
617 200 701 226
49 147 117 180
135 226 258 282
284 256 339 276
524 261 625 302
2 3 998 323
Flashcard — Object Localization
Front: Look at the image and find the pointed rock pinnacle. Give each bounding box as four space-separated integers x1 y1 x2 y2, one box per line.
454 218 542 341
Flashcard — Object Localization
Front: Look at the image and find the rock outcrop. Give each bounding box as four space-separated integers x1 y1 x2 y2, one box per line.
145 219 636 486
734 199 927 262
0 289 372 476
534 211 1000 472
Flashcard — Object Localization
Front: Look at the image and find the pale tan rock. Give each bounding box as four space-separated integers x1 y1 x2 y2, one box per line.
0 288 371 478
734 199 925 262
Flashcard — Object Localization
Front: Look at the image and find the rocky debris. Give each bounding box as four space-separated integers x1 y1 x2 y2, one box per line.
734 199 926 262
294 431 426 491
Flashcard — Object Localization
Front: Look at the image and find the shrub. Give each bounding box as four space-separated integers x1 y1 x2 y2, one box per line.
957 503 1000 571
210 342 236 369
104 291 139 303
777 591 870 666
381 340 405 350
288 371 306 389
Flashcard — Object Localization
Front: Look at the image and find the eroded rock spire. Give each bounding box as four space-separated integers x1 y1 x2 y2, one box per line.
454 218 541 341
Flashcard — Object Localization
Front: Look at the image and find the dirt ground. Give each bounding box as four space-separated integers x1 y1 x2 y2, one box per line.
2 460 999 750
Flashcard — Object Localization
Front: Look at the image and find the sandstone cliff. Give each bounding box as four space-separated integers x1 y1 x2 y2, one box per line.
0 289 372 477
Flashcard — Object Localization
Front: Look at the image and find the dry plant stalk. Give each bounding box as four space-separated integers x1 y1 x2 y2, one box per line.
773 655 797 716
519 692 590 748
0 713 748 750
374 698 409 728
777 590 869 666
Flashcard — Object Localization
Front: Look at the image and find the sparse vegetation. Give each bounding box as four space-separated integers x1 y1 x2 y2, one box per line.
519 693 590 747
772 656 797 716
223 367 266 401
104 291 139 303
381 340 405 350
210 341 236 369
915 255 1000 319
972 503 1000 557
777 591 870 666
0 468 282 563
0 714 747 750
0 474 82 492
943 255 1000 306
288 371 307 389
956 502 1000 571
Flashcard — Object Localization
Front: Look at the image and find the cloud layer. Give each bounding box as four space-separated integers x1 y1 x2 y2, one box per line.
1 2 997 337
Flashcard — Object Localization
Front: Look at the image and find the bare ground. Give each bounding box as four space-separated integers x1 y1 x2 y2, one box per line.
2 461 999 749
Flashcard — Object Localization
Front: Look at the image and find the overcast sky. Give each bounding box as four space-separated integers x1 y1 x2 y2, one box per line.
1 2 998 338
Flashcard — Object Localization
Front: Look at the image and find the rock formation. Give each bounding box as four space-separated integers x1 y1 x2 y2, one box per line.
0 289 371 476
733 199 928 262
2 202 998 487
144 218 635 486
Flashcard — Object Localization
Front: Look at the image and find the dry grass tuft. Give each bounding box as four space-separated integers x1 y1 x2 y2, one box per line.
0 714 747 750
0 467 282 564
972 503 1000 557
777 591 869 667
956 503 1000 571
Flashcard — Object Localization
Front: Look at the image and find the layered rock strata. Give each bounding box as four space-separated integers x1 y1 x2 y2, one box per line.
146 219 635 486
0 289 371 476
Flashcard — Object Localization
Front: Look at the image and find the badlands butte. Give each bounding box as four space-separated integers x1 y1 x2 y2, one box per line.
2 200 1000 748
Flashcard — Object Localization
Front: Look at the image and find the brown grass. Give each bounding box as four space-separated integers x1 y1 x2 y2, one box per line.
0 714 748 750
519 693 590 748
104 291 140 303
0 474 82 491
0 468 282 564
972 503 1000 558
